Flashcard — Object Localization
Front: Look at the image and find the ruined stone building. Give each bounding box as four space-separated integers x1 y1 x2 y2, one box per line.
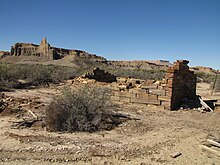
110 60 198 110
164 60 198 109
83 67 117 83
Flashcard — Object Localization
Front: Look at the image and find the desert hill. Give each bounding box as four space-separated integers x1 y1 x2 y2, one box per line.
0 38 171 71
0 38 217 75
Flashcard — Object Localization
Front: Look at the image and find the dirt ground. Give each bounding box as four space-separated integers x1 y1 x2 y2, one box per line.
0 82 220 165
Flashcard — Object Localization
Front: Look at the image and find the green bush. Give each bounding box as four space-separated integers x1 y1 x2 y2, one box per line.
45 85 120 132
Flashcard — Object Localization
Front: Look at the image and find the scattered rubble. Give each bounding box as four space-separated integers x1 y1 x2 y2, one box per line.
82 67 117 83
0 92 46 129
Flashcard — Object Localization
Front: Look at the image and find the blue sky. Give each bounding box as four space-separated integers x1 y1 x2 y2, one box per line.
0 0 219 69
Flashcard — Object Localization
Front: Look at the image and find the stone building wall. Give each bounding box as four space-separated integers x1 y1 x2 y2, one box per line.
110 60 197 110
111 84 166 106
164 60 197 109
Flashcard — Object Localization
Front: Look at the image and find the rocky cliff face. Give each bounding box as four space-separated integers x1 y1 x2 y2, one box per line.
10 38 107 62
0 51 10 58
2 38 170 70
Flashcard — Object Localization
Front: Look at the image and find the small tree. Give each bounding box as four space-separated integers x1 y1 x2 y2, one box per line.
45 85 120 132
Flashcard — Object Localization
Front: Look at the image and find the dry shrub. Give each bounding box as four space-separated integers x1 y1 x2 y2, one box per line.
0 63 82 89
105 68 166 80
45 85 120 132
196 72 215 83
214 73 220 92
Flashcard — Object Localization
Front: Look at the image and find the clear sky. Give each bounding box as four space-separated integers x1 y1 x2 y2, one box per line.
0 0 219 69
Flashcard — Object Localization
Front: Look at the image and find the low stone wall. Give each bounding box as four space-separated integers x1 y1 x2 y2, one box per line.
111 84 169 107
71 60 197 110
110 60 197 110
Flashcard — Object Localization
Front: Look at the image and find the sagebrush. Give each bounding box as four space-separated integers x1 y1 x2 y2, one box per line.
0 63 84 89
45 85 120 132
196 72 215 83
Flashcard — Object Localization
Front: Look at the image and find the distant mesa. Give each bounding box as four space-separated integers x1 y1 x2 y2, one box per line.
9 37 106 61
0 51 10 58
190 66 215 74
0 38 172 70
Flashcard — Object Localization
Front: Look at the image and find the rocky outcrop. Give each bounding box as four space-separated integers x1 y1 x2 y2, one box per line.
1 38 170 70
0 51 10 58
10 38 107 61
10 38 55 60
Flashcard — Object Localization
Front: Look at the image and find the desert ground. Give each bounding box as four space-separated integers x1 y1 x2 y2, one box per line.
0 82 220 165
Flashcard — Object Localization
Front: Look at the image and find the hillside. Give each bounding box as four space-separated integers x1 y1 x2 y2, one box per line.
0 38 171 71
0 38 217 76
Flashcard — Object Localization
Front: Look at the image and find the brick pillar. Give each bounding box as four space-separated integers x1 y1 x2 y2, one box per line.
165 60 197 110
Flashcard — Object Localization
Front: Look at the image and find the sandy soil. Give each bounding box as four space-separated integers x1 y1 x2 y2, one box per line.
0 82 220 165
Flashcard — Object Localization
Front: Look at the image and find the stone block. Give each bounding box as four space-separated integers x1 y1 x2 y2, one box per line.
167 80 173 88
119 96 131 103
136 92 149 99
141 85 158 90
148 94 158 100
127 92 137 98
158 96 171 101
131 98 148 104
161 101 171 107
129 88 144 93
114 91 129 97
149 89 166 96
147 100 161 105
111 96 120 101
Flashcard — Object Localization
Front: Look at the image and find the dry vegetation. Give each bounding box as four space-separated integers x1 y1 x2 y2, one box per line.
46 85 121 132
0 84 220 164
0 62 220 164
0 63 167 90
0 63 82 90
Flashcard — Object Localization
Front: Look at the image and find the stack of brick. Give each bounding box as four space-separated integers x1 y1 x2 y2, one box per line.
111 84 166 106
110 60 197 110
163 60 197 110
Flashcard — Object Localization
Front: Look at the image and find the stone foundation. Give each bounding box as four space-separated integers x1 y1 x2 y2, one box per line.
110 60 197 110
